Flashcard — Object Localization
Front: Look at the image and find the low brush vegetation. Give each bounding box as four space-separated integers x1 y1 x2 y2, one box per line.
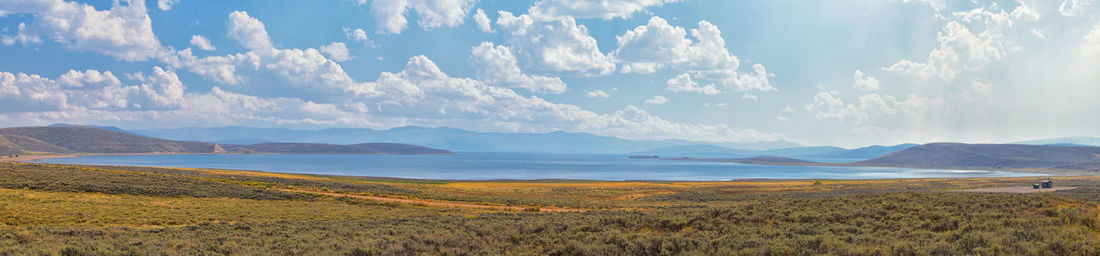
2 162 1100 255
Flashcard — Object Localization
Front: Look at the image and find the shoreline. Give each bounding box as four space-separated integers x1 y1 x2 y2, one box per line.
12 152 1090 179
2 151 457 163
2 152 230 163
8 156 1067 183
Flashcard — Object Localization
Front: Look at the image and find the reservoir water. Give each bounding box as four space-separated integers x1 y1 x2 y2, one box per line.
34 152 1043 181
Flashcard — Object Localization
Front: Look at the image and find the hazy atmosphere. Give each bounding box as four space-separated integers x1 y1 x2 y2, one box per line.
3 0 1098 147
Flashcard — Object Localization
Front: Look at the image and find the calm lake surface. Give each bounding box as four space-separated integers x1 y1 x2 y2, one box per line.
34 152 1043 181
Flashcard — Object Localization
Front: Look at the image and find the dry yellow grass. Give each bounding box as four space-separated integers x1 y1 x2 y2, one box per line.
0 188 461 228
170 167 331 181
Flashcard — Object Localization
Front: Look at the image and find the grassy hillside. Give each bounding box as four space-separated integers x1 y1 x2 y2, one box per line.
0 134 73 154
1 162 1100 254
0 134 75 156
0 138 19 155
0 127 215 154
861 143 1100 170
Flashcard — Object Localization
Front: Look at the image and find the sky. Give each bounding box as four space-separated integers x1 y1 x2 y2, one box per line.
1 0 1099 147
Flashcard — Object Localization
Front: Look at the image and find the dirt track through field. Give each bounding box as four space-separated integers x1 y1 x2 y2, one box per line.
277 189 586 213
956 186 1077 193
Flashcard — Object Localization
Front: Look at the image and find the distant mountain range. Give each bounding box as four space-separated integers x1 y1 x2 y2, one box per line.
0 126 450 155
130 126 801 153
223 142 451 155
1012 136 1100 147
636 142 1100 172
47 123 130 134
808 144 919 159
859 143 1100 170
633 143 918 160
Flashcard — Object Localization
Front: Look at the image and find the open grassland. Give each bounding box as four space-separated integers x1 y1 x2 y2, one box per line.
3 162 1100 255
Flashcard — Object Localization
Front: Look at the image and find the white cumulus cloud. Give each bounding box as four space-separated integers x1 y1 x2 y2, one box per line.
473 9 494 33
157 0 178 11
1059 0 1090 16
469 42 567 94
805 91 936 125
227 11 274 53
611 16 776 94
190 35 216 51
645 95 668 104
343 28 376 47
1 23 41 46
665 73 719 95
883 3 1037 80
320 42 351 62
0 0 166 61
852 70 880 91
0 72 68 113
58 70 122 90
168 11 362 103
585 89 610 98
370 0 477 34
497 11 616 77
0 67 186 113
528 0 679 20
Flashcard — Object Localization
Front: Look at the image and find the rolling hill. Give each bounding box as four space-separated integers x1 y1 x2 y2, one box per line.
0 126 452 155
0 126 217 154
0 134 74 155
859 143 1100 170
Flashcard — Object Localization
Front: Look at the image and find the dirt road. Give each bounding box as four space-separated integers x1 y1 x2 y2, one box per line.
956 186 1077 193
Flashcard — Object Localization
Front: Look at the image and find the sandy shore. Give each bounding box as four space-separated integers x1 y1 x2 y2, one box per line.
2 154 81 162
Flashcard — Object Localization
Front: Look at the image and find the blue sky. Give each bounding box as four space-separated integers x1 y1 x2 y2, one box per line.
1 0 1099 147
